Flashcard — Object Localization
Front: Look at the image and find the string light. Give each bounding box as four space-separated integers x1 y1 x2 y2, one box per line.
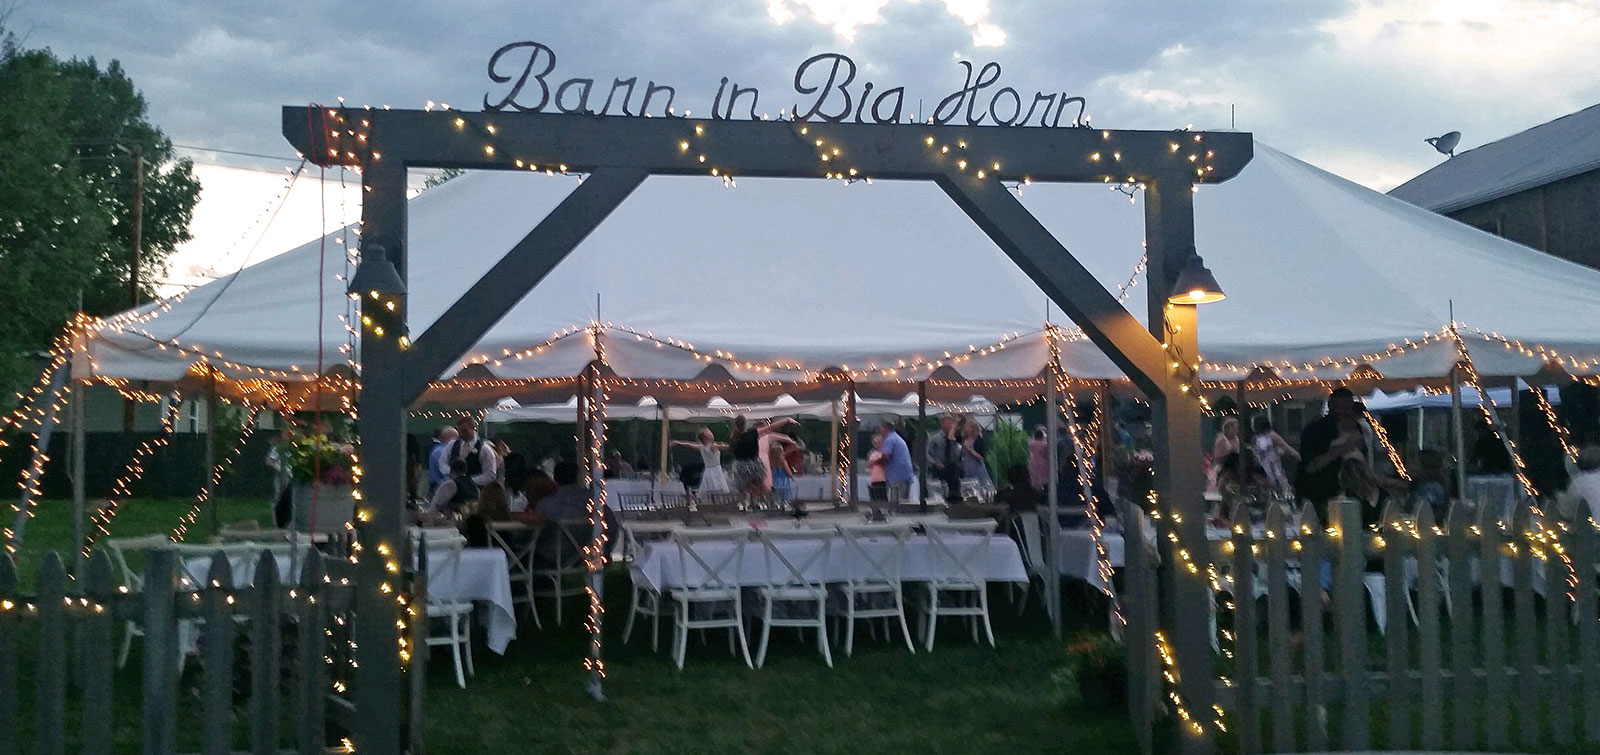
171 407 262 541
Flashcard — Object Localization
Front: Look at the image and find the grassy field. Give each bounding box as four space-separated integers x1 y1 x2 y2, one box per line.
7 497 1136 754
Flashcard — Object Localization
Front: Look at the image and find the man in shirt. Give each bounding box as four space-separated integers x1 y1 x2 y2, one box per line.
878 416 915 502
440 418 498 487
426 426 458 497
926 414 962 498
1297 387 1366 518
532 461 618 567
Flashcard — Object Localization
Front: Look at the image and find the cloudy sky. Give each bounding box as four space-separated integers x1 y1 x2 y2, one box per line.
13 0 1600 290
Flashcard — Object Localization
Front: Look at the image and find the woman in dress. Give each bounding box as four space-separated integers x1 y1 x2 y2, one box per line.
1249 415 1301 497
958 419 992 493
1027 425 1049 490
671 429 730 495
1205 417 1242 496
727 415 797 502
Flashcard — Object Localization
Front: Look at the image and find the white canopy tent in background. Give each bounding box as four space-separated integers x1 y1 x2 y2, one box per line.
483 393 1002 427
1363 383 1560 413
78 143 1600 396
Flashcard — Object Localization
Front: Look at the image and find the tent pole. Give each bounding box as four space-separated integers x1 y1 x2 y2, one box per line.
917 381 928 510
205 370 219 538
70 372 86 574
1416 407 1425 451
829 399 840 503
657 406 670 486
575 378 588 469
584 364 607 701
1045 374 1062 634
1509 378 1522 450
846 385 858 504
1451 367 1467 501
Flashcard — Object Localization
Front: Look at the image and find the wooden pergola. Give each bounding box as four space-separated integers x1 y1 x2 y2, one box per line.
284 105 1252 754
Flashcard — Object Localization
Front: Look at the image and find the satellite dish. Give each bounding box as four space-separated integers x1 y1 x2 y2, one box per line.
1425 131 1461 157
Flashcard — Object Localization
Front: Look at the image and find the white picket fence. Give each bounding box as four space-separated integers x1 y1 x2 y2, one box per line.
1123 495 1600 753
0 541 423 754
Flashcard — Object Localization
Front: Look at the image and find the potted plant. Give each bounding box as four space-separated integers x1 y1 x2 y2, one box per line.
1065 631 1127 712
284 428 357 534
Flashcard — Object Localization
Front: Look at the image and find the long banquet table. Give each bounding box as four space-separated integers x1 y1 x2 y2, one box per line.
630 530 1026 593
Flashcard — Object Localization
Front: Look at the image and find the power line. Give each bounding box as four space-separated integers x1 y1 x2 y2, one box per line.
173 144 302 163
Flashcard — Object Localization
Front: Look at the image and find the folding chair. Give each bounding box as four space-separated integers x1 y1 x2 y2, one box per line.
922 520 998 650
416 530 473 688
752 528 834 668
832 523 916 656
668 528 754 670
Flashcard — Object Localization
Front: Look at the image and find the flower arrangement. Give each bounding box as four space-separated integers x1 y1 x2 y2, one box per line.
1062 631 1127 712
283 430 356 486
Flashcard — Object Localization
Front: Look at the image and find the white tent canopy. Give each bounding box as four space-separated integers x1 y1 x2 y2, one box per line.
82 142 1600 393
1362 383 1560 412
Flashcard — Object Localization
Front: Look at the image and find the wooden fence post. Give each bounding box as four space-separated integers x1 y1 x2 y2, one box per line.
1415 505 1443 751
250 552 282 754
1298 503 1327 752
201 554 236 755
1382 503 1412 749
1573 498 1600 741
81 551 117 755
1446 503 1477 748
1263 504 1292 753
1480 503 1508 750
1120 499 1155 755
1334 499 1369 750
141 549 178 755
0 555 17 755
35 553 68 755
1511 502 1539 748
298 550 329 754
1228 503 1259 753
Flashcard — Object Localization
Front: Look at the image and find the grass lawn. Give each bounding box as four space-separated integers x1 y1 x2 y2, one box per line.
8 497 1137 754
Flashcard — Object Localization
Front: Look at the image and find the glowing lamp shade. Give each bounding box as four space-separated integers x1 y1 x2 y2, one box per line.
1168 254 1225 304
348 248 406 297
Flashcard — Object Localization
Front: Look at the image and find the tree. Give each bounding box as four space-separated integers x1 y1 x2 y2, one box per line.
0 29 199 397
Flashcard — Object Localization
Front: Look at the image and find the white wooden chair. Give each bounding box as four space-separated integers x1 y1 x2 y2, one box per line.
752 528 834 668
621 522 682 651
921 520 998 650
416 530 473 688
832 523 916 656
1007 511 1049 615
487 521 537 619
527 519 591 628
668 527 753 670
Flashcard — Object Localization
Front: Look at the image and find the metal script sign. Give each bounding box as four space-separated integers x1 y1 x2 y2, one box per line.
484 42 1088 128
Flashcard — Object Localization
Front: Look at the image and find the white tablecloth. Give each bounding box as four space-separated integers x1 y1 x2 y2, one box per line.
1055 530 1127 591
426 548 517 654
630 533 1026 592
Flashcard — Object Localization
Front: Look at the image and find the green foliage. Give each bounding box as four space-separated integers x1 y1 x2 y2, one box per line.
282 429 356 485
985 417 1030 481
0 29 199 401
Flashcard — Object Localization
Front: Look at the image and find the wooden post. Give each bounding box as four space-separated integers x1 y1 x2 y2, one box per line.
917 381 929 508
1451 368 1468 503
585 365 607 701
657 405 670 486
846 385 858 504
70 372 87 575
1045 374 1062 633
204 371 220 538
829 398 840 500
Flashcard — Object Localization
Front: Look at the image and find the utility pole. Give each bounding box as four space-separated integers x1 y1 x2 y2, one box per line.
122 144 144 433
